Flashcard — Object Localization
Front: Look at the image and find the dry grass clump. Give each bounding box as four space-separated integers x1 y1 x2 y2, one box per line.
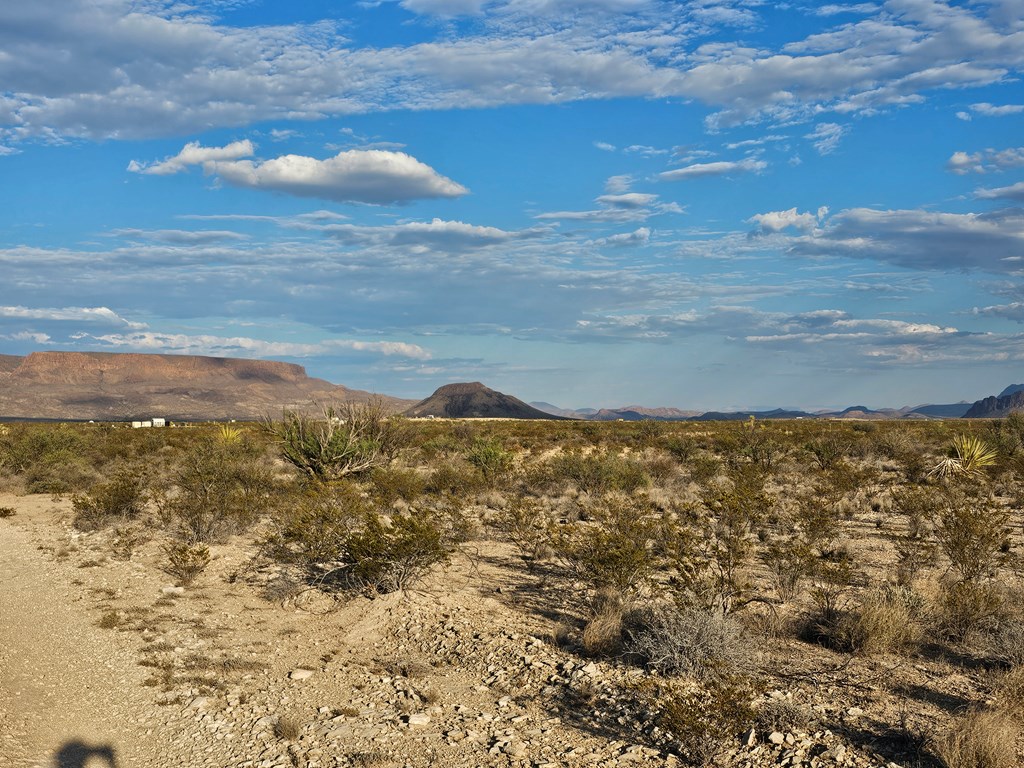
274 715 303 741
582 588 626 657
836 584 922 655
932 709 1019 768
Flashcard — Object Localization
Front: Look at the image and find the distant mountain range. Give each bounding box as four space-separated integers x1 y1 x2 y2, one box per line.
0 349 1020 421
530 400 974 421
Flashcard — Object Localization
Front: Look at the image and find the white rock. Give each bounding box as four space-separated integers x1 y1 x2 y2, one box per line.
406 713 431 727
289 669 314 681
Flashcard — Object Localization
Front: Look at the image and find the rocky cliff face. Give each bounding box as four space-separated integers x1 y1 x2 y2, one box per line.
0 351 411 420
964 390 1024 419
405 382 564 419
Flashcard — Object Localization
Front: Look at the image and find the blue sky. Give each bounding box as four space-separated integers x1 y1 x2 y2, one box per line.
1 0 1023 410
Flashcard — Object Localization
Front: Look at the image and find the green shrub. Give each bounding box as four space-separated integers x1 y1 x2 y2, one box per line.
162 541 211 586
72 468 149 531
368 466 426 507
158 436 275 543
655 674 757 765
465 437 514 482
265 487 468 596
493 497 552 566
545 451 649 495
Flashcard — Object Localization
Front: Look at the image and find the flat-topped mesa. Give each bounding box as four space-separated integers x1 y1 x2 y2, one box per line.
11 351 308 386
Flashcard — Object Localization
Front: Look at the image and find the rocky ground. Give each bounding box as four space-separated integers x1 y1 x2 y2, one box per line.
0 492 988 768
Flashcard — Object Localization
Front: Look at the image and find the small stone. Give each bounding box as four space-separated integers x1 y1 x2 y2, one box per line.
161 586 185 596
846 707 865 718
769 732 785 745
581 663 600 676
405 713 431 727
289 669 314 681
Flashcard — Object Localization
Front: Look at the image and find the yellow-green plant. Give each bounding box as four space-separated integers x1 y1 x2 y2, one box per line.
930 435 998 479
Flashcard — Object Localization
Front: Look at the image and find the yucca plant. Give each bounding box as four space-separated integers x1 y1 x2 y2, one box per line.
217 423 244 445
930 434 998 479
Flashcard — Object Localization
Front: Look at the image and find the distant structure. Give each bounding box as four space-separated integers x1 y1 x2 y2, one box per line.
131 418 166 428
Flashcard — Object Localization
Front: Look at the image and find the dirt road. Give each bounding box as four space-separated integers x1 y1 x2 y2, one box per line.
0 507 171 768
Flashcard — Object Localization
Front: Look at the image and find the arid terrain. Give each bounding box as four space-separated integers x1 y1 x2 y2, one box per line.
2 416 1023 768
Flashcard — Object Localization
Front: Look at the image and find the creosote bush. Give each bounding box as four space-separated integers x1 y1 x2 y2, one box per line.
71 468 149 531
162 541 211 586
654 674 758 765
264 484 469 596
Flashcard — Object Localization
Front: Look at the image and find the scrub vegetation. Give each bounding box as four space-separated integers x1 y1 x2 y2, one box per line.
4 412 1024 765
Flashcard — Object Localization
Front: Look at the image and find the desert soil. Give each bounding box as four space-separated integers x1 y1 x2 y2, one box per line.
0 493 966 768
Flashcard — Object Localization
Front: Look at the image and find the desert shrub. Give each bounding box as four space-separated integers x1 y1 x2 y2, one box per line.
553 495 673 598
625 604 752 681
939 581 1006 640
932 709 1019 768
891 486 940 586
0 506 15 518
545 451 649 495
265 486 468 596
110 525 146 561
803 556 856 646
931 435 999 480
696 466 773 612
71 468 149 531
687 454 720 485
935 489 1011 585
274 716 303 741
805 435 845 470
368 466 425 507
761 537 813 601
158 436 275 543
162 541 211 586
755 697 814 733
662 436 696 463
493 497 552 566
424 459 485 496
655 674 757 765
266 401 408 482
465 437 514 482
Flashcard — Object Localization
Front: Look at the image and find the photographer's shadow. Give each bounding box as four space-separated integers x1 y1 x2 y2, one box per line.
54 741 117 768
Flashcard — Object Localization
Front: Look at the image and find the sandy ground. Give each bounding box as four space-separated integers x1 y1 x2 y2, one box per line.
0 496 183 768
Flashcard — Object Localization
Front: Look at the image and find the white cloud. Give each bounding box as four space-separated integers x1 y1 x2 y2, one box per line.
804 123 845 155
594 226 651 246
976 181 1024 201
401 0 488 15
948 147 1024 174
312 218 542 250
128 140 256 175
594 141 616 152
595 192 658 209
971 102 1024 117
111 229 249 244
604 174 632 193
133 141 469 205
748 206 827 234
812 4 879 16
78 331 432 360
0 305 144 329
658 158 767 181
793 207 1024 272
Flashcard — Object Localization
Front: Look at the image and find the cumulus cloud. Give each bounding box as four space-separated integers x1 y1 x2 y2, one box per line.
971 301 1024 322
128 140 255 175
131 141 468 205
658 158 767 181
536 190 682 222
595 192 658 209
748 206 828 235
593 227 651 247
792 207 1024 272
948 147 1024 174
